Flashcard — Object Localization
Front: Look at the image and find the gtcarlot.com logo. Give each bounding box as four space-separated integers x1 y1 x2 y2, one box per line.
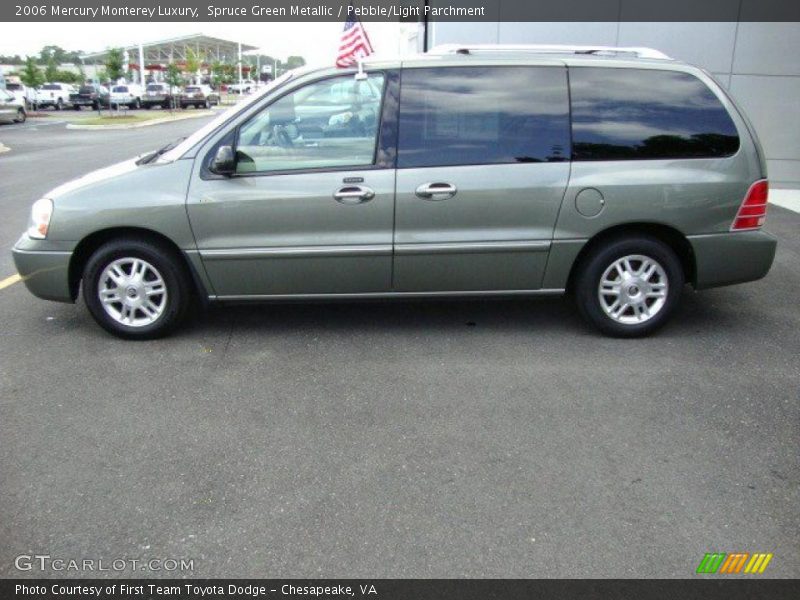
14 554 194 573
696 552 773 574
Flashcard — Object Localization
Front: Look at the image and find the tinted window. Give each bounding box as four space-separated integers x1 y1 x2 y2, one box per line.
146 84 164 91
6 83 22 91
79 86 97 94
42 84 60 90
570 68 739 161
112 86 128 93
235 73 385 174
398 67 570 168
185 87 200 93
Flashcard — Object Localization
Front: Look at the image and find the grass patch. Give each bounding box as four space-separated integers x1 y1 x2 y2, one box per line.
77 112 193 126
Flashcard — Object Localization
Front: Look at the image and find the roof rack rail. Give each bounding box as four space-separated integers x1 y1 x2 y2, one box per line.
429 44 672 60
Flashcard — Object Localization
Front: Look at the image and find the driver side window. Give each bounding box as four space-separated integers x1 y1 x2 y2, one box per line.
235 74 386 174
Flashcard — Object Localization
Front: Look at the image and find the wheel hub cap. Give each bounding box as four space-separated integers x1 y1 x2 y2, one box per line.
598 255 668 325
98 257 167 328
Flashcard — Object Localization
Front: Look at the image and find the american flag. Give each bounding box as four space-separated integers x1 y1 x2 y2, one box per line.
336 11 374 68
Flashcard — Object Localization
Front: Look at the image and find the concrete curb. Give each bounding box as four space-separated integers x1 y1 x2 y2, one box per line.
66 111 214 131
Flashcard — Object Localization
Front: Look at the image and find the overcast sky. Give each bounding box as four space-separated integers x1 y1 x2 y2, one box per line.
0 21 406 66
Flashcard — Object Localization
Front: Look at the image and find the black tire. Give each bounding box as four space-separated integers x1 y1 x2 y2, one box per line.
144 104 152 110
82 238 192 340
74 105 81 111
55 99 63 111
574 235 684 338
92 101 99 111
133 98 141 109
14 108 26 123
203 100 210 109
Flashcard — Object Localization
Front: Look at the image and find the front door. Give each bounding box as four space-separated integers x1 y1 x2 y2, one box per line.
393 65 572 292
187 71 397 298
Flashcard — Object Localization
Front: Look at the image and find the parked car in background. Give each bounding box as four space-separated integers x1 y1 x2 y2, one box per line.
5 80 36 108
109 84 144 109
180 85 220 109
228 79 257 94
33 83 75 110
70 84 110 110
142 83 177 109
0 88 26 124
11 49 778 339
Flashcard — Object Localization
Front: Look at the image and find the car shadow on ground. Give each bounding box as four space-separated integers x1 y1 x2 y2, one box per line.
176 287 740 340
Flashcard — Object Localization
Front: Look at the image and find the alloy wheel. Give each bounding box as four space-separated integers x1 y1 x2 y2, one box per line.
98 257 168 327
598 254 668 324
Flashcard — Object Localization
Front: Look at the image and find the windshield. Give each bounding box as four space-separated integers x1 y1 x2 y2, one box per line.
146 84 164 91
112 86 128 93
42 84 60 90
159 70 299 162
6 83 22 91
79 86 96 94
185 87 201 93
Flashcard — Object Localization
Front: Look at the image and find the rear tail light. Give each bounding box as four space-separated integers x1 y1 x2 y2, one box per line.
731 179 768 231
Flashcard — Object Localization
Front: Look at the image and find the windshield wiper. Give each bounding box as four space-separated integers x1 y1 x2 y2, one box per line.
137 136 187 165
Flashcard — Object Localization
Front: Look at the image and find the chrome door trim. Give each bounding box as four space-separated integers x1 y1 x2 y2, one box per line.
395 240 551 255
209 288 565 301
200 244 393 260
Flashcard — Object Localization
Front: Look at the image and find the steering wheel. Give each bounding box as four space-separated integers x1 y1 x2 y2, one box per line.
274 124 294 148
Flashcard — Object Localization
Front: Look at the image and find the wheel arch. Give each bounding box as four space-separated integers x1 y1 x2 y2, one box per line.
68 226 206 302
566 222 696 293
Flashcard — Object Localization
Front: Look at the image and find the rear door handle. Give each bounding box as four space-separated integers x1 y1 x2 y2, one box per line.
415 182 457 201
333 185 375 204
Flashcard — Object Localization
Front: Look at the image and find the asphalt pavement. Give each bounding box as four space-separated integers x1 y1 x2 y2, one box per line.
0 119 797 578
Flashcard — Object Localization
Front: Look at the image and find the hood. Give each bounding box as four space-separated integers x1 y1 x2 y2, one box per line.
46 157 149 199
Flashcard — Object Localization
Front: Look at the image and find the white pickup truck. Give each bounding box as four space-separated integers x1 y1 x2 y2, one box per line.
5 81 37 107
227 79 257 94
33 82 75 110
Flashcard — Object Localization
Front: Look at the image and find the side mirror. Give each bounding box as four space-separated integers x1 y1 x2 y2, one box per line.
210 145 236 175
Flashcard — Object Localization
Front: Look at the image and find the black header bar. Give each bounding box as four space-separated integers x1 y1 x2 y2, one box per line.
3 0 800 23
3 579 800 600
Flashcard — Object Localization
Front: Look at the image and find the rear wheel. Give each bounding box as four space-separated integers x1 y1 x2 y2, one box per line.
14 108 26 123
574 235 684 337
82 239 191 340
133 98 141 109
55 98 63 111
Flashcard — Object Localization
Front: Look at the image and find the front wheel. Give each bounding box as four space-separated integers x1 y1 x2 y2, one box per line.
574 236 684 337
82 239 191 339
14 108 26 123
55 99 63 111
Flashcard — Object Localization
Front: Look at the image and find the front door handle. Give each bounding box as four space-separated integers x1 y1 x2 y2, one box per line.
333 185 375 204
415 182 457 201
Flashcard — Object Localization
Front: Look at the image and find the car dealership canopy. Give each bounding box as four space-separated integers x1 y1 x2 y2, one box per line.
80 33 258 69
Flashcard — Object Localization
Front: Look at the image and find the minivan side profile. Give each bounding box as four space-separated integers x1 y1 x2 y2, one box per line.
12 46 777 339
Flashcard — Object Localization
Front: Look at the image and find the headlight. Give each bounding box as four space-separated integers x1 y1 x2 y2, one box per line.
27 198 53 239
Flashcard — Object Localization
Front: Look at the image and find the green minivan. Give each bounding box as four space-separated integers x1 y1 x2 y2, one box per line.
12 46 777 339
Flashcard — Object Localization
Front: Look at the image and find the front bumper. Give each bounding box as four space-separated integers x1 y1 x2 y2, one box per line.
11 236 74 302
688 230 778 290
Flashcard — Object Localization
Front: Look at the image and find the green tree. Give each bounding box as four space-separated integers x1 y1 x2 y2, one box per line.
104 47 125 83
184 48 203 84
164 63 184 111
39 45 67 64
44 57 59 82
285 56 306 70
0 54 24 65
20 56 44 89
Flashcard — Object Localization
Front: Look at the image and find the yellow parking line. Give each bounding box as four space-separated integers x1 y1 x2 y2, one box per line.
0 274 22 290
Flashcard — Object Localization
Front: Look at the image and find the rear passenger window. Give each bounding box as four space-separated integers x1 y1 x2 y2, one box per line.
570 68 739 161
398 67 570 168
